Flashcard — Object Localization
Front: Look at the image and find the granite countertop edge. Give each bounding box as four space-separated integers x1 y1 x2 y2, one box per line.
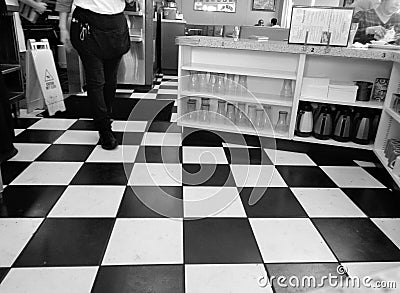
176 36 400 63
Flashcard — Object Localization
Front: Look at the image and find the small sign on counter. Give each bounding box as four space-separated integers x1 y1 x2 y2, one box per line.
289 6 354 47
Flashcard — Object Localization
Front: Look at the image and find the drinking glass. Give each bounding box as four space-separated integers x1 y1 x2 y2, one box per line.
216 100 227 124
238 75 247 96
200 104 210 124
226 103 236 125
209 72 218 93
255 108 265 129
216 73 226 95
188 71 199 92
247 104 257 127
280 79 293 99
275 111 289 134
237 102 248 127
226 74 236 95
186 98 197 121
198 72 208 92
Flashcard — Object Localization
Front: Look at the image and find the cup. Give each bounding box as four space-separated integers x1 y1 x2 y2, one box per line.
355 81 373 101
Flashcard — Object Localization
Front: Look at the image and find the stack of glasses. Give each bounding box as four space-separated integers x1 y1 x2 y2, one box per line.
385 138 400 173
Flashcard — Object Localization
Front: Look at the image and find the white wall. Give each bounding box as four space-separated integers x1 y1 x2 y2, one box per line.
176 0 283 26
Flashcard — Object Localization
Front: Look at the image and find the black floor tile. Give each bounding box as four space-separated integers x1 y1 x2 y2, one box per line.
224 148 273 165
0 268 9 283
1 161 30 185
240 187 307 218
118 186 183 218
182 130 223 147
113 132 144 145
276 166 337 187
115 92 133 99
127 100 174 121
0 186 65 218
266 263 345 293
159 85 178 89
342 188 400 217
13 130 65 144
70 163 132 185
14 218 115 267
42 95 93 119
363 167 400 191
184 218 263 264
312 218 400 262
36 145 95 162
92 265 184 293
147 121 182 133
13 118 41 129
135 146 181 164
68 120 97 131
182 164 236 187
155 94 177 100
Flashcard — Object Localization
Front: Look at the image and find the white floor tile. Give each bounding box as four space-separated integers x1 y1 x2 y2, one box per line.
18 109 44 118
102 218 183 265
372 218 400 249
250 218 337 263
0 219 43 267
112 121 147 132
141 133 182 146
48 186 125 218
264 149 316 166
222 143 257 148
0 267 98 293
116 89 133 94
157 89 178 95
185 264 273 293
10 144 50 162
10 162 82 185
86 145 139 163
320 166 386 188
183 187 246 218
28 118 76 130
162 81 178 86
162 75 177 80
14 129 24 136
342 262 400 278
54 130 99 145
129 163 182 186
170 113 178 122
231 165 286 187
353 160 378 167
291 188 366 217
183 147 228 164
129 93 157 99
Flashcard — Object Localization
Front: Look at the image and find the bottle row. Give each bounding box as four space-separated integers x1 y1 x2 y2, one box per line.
184 97 290 134
295 102 381 145
185 71 294 99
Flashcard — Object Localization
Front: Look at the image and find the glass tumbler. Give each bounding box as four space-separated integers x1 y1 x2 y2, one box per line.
280 79 293 99
216 73 226 95
255 108 265 129
216 100 227 124
226 103 236 125
247 104 257 127
199 104 210 124
198 72 208 92
209 72 218 93
226 74 236 95
237 102 248 127
238 75 248 96
186 99 197 121
275 111 289 134
188 71 199 92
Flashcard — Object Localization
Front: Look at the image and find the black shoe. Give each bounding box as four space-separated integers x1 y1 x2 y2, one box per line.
0 147 18 163
98 131 118 150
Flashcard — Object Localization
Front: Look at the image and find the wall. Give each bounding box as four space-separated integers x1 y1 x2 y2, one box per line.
175 0 283 26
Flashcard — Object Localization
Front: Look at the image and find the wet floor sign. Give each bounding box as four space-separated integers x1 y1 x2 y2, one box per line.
26 39 65 116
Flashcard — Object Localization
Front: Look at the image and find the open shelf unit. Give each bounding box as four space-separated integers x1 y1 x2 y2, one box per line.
0 64 21 75
177 42 400 186
375 150 400 186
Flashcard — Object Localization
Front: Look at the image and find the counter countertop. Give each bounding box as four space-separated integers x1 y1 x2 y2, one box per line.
176 36 400 63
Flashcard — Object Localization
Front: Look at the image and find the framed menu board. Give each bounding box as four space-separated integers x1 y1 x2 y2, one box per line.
288 6 354 47
194 0 237 13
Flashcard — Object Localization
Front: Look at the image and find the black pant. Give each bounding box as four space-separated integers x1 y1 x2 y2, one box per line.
70 7 129 131
0 72 15 156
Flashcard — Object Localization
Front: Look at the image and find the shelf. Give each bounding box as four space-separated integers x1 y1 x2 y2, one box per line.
180 90 293 107
293 135 374 150
0 64 21 75
8 92 25 104
386 108 400 124
375 150 400 186
130 36 143 42
181 63 297 80
125 11 144 16
300 96 384 109
178 119 290 139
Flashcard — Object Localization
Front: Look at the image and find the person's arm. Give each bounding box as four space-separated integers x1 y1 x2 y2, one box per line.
19 0 47 14
55 0 73 51
353 11 384 43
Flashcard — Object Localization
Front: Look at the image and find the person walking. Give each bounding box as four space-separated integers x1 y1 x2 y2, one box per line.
56 0 133 150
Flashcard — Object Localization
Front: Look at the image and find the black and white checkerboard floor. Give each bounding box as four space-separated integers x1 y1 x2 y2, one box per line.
1 74 400 293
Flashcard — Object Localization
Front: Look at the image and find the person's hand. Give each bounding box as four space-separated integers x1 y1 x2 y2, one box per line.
366 26 386 40
60 28 73 52
33 2 47 14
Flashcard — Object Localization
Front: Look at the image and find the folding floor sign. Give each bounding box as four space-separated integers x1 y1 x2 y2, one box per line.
25 39 66 116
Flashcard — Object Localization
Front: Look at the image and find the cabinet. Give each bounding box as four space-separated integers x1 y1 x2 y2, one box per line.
176 37 400 186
